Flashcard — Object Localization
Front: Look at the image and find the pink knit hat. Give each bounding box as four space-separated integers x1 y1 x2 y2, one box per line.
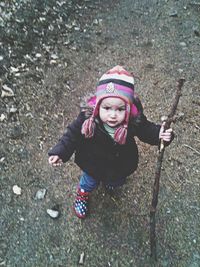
81 66 139 144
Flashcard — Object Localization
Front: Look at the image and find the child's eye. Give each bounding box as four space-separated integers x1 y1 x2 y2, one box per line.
103 107 110 110
118 107 125 111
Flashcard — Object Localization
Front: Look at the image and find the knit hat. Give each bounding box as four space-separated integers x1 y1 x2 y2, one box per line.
81 65 139 144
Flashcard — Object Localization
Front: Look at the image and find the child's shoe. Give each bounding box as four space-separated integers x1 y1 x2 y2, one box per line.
74 188 89 219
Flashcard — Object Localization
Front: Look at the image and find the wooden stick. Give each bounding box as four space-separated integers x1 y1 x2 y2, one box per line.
183 144 200 156
150 79 185 261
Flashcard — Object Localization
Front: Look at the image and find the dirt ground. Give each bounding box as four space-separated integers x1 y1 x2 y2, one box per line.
0 0 200 266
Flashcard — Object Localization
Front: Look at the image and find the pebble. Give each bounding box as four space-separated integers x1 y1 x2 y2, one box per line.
169 9 178 17
50 60 57 65
178 68 184 73
64 40 71 46
166 208 171 214
180 42 187 47
10 66 19 73
50 54 58 60
1 85 14 98
9 106 18 114
0 114 6 122
79 252 85 265
13 185 22 195
0 261 6 266
93 18 99 25
0 157 5 162
46 207 60 219
178 112 185 119
35 53 42 58
35 189 47 200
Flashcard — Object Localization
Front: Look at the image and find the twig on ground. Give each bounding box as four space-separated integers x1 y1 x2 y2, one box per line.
163 169 180 190
195 124 200 130
183 144 200 155
189 2 200 6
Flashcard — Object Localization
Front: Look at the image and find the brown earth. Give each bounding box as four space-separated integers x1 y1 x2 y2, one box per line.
0 0 200 266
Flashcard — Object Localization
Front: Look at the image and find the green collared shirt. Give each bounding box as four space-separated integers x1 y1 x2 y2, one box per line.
103 123 116 139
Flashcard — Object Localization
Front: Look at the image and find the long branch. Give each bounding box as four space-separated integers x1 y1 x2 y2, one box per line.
150 78 185 260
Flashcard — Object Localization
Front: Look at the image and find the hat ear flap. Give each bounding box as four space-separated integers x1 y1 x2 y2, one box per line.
81 100 100 138
81 116 95 138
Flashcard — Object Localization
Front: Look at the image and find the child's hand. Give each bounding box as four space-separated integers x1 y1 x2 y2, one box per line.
48 155 63 166
159 122 173 142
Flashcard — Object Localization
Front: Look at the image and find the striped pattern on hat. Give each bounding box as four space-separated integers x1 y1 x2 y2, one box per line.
96 65 135 104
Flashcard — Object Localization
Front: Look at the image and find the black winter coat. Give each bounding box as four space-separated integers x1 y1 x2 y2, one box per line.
48 112 161 183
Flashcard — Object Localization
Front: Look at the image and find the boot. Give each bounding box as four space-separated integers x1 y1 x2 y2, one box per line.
74 188 89 219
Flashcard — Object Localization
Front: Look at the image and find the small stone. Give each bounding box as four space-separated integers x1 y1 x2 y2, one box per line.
0 260 6 266
0 55 3 61
9 106 18 114
169 9 178 17
79 252 85 265
178 68 184 73
178 112 185 119
50 60 57 65
47 207 60 219
180 42 187 47
35 189 47 200
93 18 99 25
50 54 58 60
39 17 46 22
13 185 22 195
64 40 71 46
1 85 14 98
10 66 19 73
166 209 170 214
35 53 42 58
24 54 32 61
0 157 5 162
71 46 77 51
0 114 6 122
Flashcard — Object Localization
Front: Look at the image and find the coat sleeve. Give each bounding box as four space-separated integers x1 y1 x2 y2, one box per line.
134 114 161 145
48 112 85 162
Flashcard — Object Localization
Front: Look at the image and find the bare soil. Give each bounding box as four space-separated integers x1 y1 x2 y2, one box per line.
0 0 200 266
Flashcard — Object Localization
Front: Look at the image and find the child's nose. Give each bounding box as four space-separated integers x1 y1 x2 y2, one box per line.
110 110 116 117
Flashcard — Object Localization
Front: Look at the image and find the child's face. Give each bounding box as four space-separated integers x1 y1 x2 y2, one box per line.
99 97 126 128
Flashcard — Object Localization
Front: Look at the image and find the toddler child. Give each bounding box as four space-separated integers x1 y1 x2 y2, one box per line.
48 65 173 219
